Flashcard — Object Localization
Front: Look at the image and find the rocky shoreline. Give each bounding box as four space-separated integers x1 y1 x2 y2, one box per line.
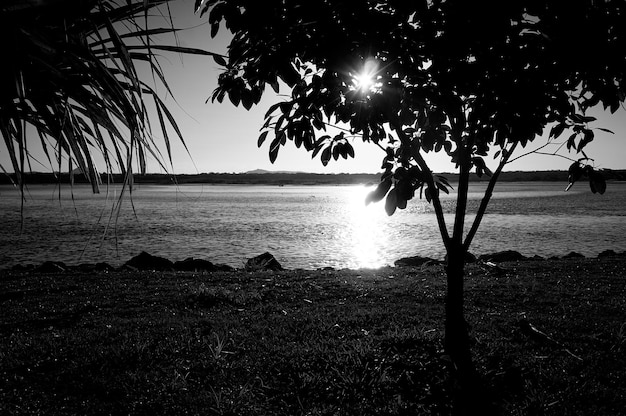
4 248 626 274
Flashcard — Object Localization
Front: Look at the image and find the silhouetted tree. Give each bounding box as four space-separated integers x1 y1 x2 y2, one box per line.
200 0 626 411
0 0 217 194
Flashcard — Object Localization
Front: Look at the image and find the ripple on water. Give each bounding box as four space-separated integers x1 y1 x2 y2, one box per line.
1 182 625 269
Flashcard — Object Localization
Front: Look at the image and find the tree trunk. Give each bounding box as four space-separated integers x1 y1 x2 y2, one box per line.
444 248 473 376
444 245 493 414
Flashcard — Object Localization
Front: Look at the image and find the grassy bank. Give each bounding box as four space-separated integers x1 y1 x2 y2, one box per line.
1 257 625 415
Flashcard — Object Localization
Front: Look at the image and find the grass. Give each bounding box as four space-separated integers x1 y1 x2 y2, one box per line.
1 257 625 415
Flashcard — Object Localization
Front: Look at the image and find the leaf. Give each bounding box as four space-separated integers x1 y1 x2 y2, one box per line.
194 0 204 13
578 130 594 151
154 95 173 165
121 44 219 57
566 133 577 150
270 79 280 94
385 189 398 216
257 131 269 147
279 102 293 115
588 169 606 194
311 136 329 158
275 115 286 134
264 102 282 119
228 89 241 106
294 131 303 148
339 143 349 159
365 178 392 205
302 131 315 151
567 161 583 184
472 156 491 176
199 1 212 17
549 122 566 139
332 144 341 160
278 63 300 87
150 90 187 149
241 89 254 110
436 182 450 194
436 175 451 187
385 147 395 161
91 27 183 47
213 54 227 67
269 137 281 163
320 146 332 166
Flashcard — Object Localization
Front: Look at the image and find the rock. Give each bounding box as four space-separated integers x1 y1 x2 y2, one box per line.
563 251 585 259
125 251 174 271
35 261 67 273
394 255 438 267
479 250 527 263
174 257 216 272
245 252 283 271
598 249 618 258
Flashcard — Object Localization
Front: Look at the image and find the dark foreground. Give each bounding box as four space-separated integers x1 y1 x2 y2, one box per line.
1 257 625 415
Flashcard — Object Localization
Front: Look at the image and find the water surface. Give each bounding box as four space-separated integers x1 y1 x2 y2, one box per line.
1 181 624 269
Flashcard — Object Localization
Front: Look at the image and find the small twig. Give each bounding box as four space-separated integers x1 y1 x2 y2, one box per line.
518 319 583 361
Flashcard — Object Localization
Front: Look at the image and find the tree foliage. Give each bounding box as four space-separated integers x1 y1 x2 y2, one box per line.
0 0 219 193
202 0 624 220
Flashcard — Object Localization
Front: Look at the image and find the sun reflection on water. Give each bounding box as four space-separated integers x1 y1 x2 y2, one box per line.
345 185 390 269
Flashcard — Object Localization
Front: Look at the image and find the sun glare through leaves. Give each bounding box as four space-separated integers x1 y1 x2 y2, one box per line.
351 59 380 94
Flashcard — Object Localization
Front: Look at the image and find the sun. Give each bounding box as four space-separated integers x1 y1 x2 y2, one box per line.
353 72 376 92
352 59 380 93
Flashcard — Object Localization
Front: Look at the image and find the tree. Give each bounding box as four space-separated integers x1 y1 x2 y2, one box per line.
200 0 626 411
0 0 217 196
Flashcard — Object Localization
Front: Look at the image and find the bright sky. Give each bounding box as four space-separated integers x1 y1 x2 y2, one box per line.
3 0 625 175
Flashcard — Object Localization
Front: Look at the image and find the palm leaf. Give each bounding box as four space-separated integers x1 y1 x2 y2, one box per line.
90 27 183 47
0 0 206 193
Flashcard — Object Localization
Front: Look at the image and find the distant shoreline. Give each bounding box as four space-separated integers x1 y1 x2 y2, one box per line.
2 169 625 186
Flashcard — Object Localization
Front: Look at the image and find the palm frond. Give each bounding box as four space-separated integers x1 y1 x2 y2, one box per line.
0 0 213 192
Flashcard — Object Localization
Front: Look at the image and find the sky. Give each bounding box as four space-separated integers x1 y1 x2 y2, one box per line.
3 0 626 175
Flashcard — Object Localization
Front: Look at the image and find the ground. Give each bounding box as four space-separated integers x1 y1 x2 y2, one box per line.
1 257 625 415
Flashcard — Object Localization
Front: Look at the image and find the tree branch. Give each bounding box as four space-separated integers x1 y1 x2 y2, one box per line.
463 141 518 251
506 140 575 164
394 127 451 249
417 154 451 249
452 140 470 246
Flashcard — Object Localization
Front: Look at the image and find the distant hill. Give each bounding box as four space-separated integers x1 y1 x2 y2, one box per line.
1 169 624 186
244 169 306 174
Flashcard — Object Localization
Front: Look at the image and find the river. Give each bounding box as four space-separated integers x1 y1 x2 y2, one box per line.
1 181 625 269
